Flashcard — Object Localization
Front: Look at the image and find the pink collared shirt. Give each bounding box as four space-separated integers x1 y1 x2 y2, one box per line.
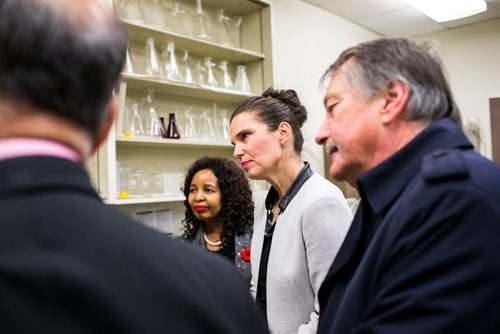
0 138 81 162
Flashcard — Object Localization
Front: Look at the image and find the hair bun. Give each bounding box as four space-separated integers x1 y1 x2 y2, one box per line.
261 87 307 127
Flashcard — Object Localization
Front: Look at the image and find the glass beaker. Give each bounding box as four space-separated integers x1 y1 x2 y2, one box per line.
192 0 211 40
140 0 167 28
203 57 218 88
234 64 251 93
213 8 233 46
199 109 216 140
128 103 144 135
144 37 163 77
167 113 181 139
218 60 233 89
163 41 183 82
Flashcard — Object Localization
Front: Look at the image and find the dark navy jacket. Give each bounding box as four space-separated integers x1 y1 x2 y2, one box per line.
318 118 500 333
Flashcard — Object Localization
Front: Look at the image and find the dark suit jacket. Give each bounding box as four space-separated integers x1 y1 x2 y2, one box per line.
317 119 500 333
0 156 268 333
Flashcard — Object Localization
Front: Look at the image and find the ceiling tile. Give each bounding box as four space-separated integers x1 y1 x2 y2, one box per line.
319 0 408 21
357 6 447 36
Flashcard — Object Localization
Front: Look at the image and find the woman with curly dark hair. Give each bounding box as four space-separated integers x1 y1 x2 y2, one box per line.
181 156 254 285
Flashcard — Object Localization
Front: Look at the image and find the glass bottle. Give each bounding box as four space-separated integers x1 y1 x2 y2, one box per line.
219 109 231 141
144 37 163 77
213 8 233 46
234 64 251 93
203 57 218 88
192 0 211 40
194 61 206 86
218 60 233 90
230 16 243 48
166 113 181 139
163 41 183 82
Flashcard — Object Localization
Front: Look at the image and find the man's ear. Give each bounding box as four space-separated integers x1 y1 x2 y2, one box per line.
380 80 409 125
90 95 118 155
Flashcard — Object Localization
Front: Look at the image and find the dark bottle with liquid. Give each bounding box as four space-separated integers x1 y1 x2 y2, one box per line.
166 113 180 139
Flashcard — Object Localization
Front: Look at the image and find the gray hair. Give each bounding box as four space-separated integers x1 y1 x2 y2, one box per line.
321 38 461 126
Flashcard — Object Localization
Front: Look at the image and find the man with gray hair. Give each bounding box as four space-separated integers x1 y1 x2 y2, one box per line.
315 37 500 333
0 0 267 332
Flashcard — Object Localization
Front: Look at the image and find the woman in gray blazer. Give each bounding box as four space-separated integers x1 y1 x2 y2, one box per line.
181 156 254 285
230 87 353 333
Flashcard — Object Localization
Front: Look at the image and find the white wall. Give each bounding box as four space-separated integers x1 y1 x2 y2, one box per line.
268 0 380 175
414 18 500 159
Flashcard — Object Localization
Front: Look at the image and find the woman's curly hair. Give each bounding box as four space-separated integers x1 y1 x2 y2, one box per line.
181 156 254 248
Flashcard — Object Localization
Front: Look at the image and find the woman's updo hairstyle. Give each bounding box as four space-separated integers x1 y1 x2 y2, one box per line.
231 87 307 154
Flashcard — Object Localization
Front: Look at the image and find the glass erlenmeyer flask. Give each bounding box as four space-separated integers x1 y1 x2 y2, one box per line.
128 103 144 135
124 42 136 74
142 89 163 137
218 60 233 90
166 2 186 35
219 109 231 141
144 37 163 77
213 8 233 46
141 0 167 27
204 57 218 88
163 41 183 82
194 61 206 86
182 108 198 139
114 0 144 23
234 64 251 93
199 109 216 140
192 0 211 40
229 16 243 48
166 113 181 139
180 49 194 85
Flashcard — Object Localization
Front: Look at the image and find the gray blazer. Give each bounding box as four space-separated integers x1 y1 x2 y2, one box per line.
251 172 353 334
192 224 252 285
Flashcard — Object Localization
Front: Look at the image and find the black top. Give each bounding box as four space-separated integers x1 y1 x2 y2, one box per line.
211 237 235 264
255 162 314 316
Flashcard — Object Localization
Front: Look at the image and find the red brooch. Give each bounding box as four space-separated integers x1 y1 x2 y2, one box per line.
241 248 251 262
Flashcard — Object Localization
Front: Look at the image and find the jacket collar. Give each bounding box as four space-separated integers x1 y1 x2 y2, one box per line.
264 162 313 212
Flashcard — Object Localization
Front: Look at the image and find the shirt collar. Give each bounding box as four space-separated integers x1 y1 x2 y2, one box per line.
357 118 472 215
0 137 81 163
265 161 314 212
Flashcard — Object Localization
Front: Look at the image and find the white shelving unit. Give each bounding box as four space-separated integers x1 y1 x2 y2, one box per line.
89 0 272 234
